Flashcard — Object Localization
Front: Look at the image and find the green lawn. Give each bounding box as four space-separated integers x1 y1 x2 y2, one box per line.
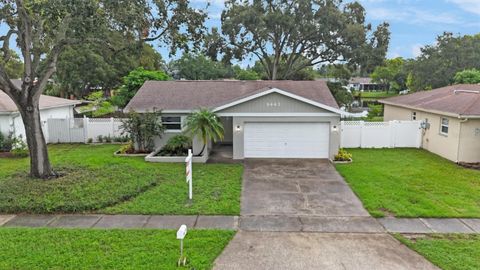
335 148 480 218
0 144 242 215
396 234 480 270
353 91 398 99
0 228 234 270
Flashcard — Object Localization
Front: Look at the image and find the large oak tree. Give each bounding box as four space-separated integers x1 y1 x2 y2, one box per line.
221 0 390 80
0 0 206 178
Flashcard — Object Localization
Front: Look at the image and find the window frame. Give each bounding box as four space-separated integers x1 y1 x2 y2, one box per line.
440 117 449 136
161 116 182 132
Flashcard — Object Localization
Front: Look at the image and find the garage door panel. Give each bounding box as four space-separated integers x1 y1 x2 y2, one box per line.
244 122 329 158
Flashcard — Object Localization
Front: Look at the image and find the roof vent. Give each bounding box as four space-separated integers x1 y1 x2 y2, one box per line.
454 89 480 94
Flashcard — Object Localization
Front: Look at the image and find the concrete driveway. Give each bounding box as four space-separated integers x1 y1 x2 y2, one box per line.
241 159 369 217
213 232 439 270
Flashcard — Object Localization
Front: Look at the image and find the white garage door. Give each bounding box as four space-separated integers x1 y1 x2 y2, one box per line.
244 122 330 158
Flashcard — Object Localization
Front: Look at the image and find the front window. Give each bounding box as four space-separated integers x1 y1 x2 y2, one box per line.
440 117 449 135
162 116 182 131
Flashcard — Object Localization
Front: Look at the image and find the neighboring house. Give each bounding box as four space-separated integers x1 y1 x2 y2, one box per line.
381 84 480 163
348 77 386 91
0 80 80 141
125 80 344 160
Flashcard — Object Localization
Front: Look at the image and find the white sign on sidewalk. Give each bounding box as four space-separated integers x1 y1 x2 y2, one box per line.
185 149 193 200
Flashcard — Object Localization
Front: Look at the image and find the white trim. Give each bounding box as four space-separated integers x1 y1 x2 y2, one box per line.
216 112 339 117
124 109 192 114
212 88 344 115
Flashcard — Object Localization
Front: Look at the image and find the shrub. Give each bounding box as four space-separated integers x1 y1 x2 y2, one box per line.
87 138 93 143
0 132 14 152
113 136 129 143
97 135 104 143
10 135 28 157
121 110 165 153
104 135 112 143
118 141 135 154
158 135 192 156
334 148 352 161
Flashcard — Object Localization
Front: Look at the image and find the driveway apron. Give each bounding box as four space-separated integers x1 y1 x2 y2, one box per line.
214 159 439 270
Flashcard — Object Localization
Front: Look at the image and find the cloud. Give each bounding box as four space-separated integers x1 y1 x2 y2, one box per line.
367 6 462 25
447 0 480 15
411 44 423 57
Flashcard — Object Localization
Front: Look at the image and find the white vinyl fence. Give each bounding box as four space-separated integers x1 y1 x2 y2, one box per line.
47 117 126 143
340 120 422 148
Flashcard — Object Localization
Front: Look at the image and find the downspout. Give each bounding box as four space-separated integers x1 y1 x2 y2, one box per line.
456 117 469 163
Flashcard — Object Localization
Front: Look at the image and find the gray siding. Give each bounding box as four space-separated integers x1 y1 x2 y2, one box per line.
217 92 333 114
232 116 341 160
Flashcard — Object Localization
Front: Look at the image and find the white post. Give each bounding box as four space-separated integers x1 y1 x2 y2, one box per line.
83 116 89 143
110 117 115 137
185 149 193 200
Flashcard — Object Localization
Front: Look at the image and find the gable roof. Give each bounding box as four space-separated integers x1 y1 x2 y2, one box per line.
125 80 339 113
0 80 81 113
380 84 480 118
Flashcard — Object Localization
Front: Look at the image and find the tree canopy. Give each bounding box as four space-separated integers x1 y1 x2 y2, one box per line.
370 58 407 92
221 0 390 80
453 69 480 84
172 53 230 80
0 0 206 178
113 68 170 107
407 33 480 91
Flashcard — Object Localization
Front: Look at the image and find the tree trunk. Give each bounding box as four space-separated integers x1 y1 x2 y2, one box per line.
19 100 55 178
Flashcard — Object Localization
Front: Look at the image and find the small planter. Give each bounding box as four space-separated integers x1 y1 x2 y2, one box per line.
333 158 352 164
145 149 208 163
113 150 149 157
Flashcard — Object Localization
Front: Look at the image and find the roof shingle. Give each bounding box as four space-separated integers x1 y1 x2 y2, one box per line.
125 80 339 112
0 80 80 112
381 84 480 117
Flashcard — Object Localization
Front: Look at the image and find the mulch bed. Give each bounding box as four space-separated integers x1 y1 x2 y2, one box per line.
459 162 480 170
0 152 14 158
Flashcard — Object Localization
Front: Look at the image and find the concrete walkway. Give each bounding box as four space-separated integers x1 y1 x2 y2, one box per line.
0 214 238 229
1 214 479 233
0 215 480 234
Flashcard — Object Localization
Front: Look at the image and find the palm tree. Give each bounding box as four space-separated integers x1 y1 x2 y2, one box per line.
184 108 224 155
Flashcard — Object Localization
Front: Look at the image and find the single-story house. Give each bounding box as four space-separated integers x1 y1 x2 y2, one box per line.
381 84 480 163
0 80 80 141
125 80 344 160
348 77 387 91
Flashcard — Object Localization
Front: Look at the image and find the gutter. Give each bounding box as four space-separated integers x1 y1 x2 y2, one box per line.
380 101 473 119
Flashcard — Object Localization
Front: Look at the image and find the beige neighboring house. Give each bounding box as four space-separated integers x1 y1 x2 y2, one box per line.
381 84 480 163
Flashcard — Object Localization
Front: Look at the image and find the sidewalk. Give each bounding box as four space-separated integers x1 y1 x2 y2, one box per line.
1 214 479 233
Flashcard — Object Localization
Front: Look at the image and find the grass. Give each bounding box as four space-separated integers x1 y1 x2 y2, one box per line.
0 144 242 215
396 234 480 270
335 148 480 218
353 91 398 99
0 228 234 270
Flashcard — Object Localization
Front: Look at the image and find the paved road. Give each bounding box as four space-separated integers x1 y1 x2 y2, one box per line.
215 159 440 270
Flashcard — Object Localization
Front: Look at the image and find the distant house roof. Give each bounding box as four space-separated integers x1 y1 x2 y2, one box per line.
380 84 480 118
0 79 81 113
349 77 373 84
125 80 339 112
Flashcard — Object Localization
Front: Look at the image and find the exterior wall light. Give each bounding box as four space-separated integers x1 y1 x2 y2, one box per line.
235 125 242 131
332 125 338 132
